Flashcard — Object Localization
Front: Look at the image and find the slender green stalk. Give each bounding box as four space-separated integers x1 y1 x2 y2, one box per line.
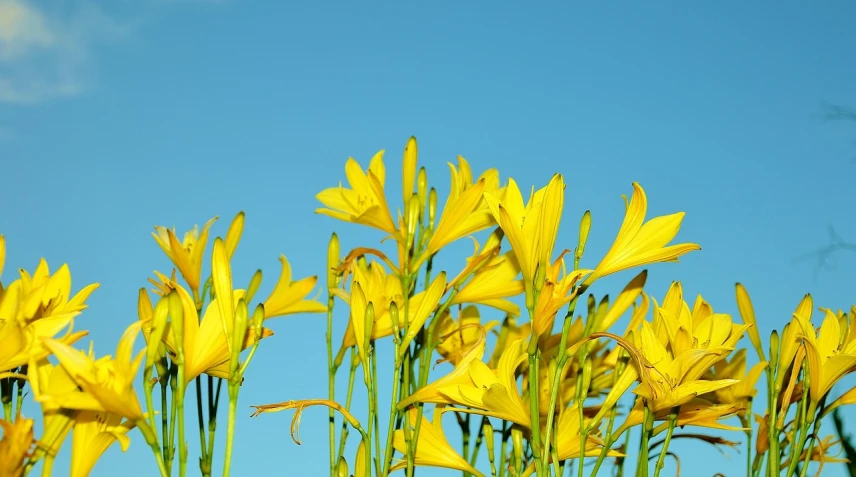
636 406 653 477
370 345 383 477
382 335 405 475
160 377 170 467
326 290 337 477
204 377 221 476
222 385 239 477
527 350 545 476
14 370 26 419
138 419 172 477
653 409 678 477
336 350 359 463
798 418 821 477
167 362 179 470
498 421 510 477
194 377 209 475
459 413 472 477
175 368 188 476
1 377 12 421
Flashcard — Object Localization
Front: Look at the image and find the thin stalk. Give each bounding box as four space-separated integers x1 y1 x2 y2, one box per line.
336 350 359 463
1 377 12 421
527 350 545 476
382 345 404 475
636 406 653 477
175 367 188 476
744 399 753 477
138 419 172 477
160 378 170 468
653 409 678 477
326 291 337 477
798 419 821 477
459 413 471 477
15 370 26 419
194 377 209 475
204 377 221 476
370 346 382 477
39 454 54 477
167 362 179 470
498 421 510 477
221 385 239 477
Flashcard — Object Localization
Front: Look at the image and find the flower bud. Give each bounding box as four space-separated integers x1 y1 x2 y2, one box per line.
245 269 263 304
225 211 245 259
428 187 438 230
336 456 349 477
575 210 591 266
417 167 428 222
327 233 341 287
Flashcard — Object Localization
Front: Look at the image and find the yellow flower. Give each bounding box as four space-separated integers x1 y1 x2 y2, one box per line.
588 183 700 282
28 356 79 458
0 418 34 477
41 322 146 421
707 349 767 408
262 255 326 318
432 306 499 366
422 157 502 259
485 174 564 300
11 259 99 323
391 407 484 477
0 303 87 372
316 151 399 237
799 308 856 404
450 249 524 317
69 411 136 477
152 217 217 292
531 255 589 338
402 338 530 426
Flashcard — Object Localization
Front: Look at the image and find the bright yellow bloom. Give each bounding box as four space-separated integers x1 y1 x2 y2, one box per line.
485 174 564 300
69 411 136 477
799 308 856 404
595 270 647 333
0 304 87 373
707 349 767 408
0 418 34 477
450 250 524 317
432 306 498 366
336 262 445 355
391 408 484 477
422 157 502 258
402 338 530 426
588 183 700 282
531 255 589 338
735 283 765 361
262 255 326 318
28 356 78 458
152 217 217 292
143 284 272 384
316 151 399 237
41 322 146 421
7 259 99 323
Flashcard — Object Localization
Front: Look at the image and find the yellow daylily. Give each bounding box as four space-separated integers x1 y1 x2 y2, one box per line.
391 407 484 477
799 308 856 404
450 249 524 317
316 150 399 237
152 217 217 292
484 174 564 301
707 349 767 409
28 356 79 459
588 183 700 283
10 259 99 323
69 411 136 477
422 157 503 259
531 254 590 338
41 322 146 421
0 302 87 372
0 418 34 477
262 255 326 318
433 306 498 367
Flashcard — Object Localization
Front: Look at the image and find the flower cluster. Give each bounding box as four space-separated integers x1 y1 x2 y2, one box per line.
1 137 853 477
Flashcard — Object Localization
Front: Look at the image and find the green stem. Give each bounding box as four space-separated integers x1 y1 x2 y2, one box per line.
653 410 678 477
205 377 221 475
15 369 26 419
138 420 172 477
222 385 239 477
326 293 337 477
370 346 382 477
176 370 187 477
1 377 12 421
194 377 209 475
527 350 545 476
160 378 170 471
40 455 54 477
637 406 653 477
336 350 359 463
381 350 404 475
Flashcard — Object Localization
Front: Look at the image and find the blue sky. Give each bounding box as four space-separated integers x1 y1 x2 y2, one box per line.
2 1 856 476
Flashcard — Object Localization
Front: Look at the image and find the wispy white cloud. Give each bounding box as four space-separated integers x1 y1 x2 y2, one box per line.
0 1 127 103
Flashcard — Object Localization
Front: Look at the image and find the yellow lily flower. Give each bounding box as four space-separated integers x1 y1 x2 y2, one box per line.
422 157 502 258
484 174 564 301
616 398 745 437
262 255 326 318
0 298 87 373
588 183 700 282
152 217 217 292
391 407 484 477
41 322 146 421
28 356 79 459
148 284 273 384
11 259 99 323
432 306 499 366
69 411 136 477
0 418 34 477
315 150 399 238
707 349 767 409
595 270 647 333
799 308 856 404
450 249 524 317
403 338 530 426
532 255 590 338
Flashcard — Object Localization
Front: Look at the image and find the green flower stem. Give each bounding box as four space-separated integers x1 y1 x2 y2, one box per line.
370 345 383 477
498 421 510 477
137 419 172 477
382 333 405 475
326 289 337 477
636 406 653 477
14 369 26 419
221 383 239 477
527 349 545 476
175 363 188 477
167 362 178 470
653 409 678 477
204 377 222 477
1 377 12 421
798 418 821 477
39 454 54 477
193 377 209 475
336 350 359 463
362 357 377 477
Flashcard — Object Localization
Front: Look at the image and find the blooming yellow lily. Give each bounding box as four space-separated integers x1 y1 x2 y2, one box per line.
316 150 399 238
432 306 498 366
391 407 484 477
421 157 503 259
450 249 524 317
152 217 217 292
0 418 34 477
798 308 856 405
588 183 700 283
41 322 146 421
69 411 136 477
262 255 326 318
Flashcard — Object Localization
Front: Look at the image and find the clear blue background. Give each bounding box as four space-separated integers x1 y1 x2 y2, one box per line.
2 1 855 476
